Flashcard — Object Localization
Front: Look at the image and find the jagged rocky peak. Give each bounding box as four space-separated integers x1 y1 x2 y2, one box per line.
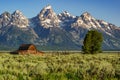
38 5 54 19
98 20 119 30
98 20 108 25
79 12 102 29
44 4 52 10
38 5 60 28
59 11 71 17
12 10 23 16
81 12 91 16
10 10 29 28
81 12 95 20
97 20 114 30
71 16 90 29
58 11 76 20
0 11 11 18
12 10 28 20
0 12 11 27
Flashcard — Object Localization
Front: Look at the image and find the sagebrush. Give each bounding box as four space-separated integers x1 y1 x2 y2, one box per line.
0 52 119 80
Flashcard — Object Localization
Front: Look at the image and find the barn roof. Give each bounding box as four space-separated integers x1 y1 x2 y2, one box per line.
18 44 36 50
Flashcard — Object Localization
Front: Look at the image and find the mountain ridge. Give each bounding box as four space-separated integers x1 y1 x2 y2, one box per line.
0 5 120 51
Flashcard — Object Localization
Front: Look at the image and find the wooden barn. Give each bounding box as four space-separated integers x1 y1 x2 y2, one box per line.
11 44 43 55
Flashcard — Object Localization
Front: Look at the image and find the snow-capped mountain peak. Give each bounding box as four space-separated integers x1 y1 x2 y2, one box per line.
62 11 71 17
0 12 11 27
58 11 76 19
12 10 27 20
0 11 11 18
81 12 95 21
44 5 52 10
13 10 22 15
82 12 91 16
9 10 29 28
37 5 60 28
79 12 102 29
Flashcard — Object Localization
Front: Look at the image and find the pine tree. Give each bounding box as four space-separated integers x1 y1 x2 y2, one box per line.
82 30 103 54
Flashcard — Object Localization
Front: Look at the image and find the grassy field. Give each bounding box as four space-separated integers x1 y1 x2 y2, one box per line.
0 52 119 80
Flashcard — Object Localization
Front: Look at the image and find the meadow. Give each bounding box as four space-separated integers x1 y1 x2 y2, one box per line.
0 52 119 80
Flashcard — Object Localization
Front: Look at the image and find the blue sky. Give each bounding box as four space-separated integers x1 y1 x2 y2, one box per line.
0 0 120 26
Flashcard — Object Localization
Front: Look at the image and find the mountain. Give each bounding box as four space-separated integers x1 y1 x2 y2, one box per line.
0 5 120 51
0 10 38 50
31 5 77 50
10 10 29 28
31 5 60 28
